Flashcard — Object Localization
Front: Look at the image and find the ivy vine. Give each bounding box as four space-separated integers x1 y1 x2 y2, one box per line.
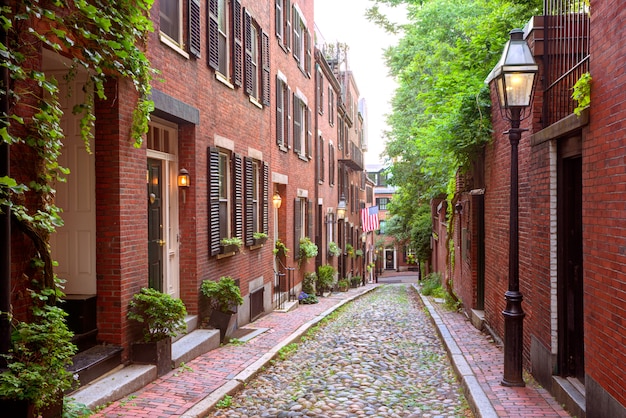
0 0 157 407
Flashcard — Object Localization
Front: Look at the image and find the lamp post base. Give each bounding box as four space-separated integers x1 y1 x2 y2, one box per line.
501 290 526 387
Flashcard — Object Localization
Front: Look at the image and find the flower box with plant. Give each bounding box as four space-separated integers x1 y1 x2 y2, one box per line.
355 249 363 258
201 276 244 342
316 264 337 295
298 237 318 268
273 239 289 258
328 241 341 257
220 237 243 254
252 232 268 246
127 288 187 376
345 243 355 258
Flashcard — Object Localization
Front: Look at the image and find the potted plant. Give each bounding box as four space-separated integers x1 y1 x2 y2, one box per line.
303 272 317 295
350 275 362 288
201 276 244 342
298 237 318 268
220 236 243 254
316 264 337 296
127 288 187 376
252 232 268 246
0 290 77 418
355 249 363 258
336 279 349 292
328 241 341 257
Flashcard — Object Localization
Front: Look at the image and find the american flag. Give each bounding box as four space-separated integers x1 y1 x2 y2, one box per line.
361 206 380 232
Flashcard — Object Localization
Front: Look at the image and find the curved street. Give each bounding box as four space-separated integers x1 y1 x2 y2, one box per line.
210 284 472 418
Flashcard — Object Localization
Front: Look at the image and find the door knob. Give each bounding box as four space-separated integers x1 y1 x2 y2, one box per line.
157 239 166 247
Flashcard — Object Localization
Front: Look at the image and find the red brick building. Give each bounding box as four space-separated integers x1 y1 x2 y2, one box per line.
4 0 368 384
441 2 626 417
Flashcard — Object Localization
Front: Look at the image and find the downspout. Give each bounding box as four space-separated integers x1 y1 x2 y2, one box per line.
0 0 11 368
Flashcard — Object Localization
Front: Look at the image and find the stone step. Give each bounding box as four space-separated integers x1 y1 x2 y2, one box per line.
172 329 220 368
71 364 157 410
68 344 123 388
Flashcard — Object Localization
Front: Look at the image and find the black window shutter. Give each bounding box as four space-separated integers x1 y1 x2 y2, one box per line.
276 76 283 146
293 94 301 154
244 157 254 246
233 0 243 86
262 31 271 106
307 200 313 238
209 147 221 256
233 154 244 241
294 198 301 260
306 106 312 159
262 162 269 235
286 85 291 149
207 0 219 70
305 29 311 77
244 9 253 95
275 0 282 40
284 0 291 51
189 0 201 58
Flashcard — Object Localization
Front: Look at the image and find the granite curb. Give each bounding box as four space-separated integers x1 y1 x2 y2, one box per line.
413 283 498 418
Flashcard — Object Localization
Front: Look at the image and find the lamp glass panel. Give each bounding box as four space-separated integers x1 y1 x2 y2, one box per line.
504 72 535 107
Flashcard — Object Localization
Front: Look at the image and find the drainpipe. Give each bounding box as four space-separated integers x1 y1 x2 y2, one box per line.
0 0 11 368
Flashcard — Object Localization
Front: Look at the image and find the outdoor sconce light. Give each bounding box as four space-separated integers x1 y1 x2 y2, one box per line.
178 168 190 204
486 28 538 388
177 168 190 188
455 202 463 214
272 191 282 209
336 194 347 220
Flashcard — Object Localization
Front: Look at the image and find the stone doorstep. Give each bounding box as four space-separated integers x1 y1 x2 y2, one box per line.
70 328 220 410
274 299 299 313
553 376 586 418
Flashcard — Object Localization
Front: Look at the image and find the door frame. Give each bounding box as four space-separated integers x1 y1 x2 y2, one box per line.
147 118 181 298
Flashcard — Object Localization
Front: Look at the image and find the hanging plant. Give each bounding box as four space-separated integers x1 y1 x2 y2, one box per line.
298 237 318 267
572 72 592 116
328 241 341 257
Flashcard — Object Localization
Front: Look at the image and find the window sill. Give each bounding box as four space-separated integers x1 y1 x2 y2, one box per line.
159 33 190 59
216 72 235 89
249 96 263 109
278 145 289 153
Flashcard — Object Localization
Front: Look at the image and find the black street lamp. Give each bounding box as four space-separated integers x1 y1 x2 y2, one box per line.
485 28 538 387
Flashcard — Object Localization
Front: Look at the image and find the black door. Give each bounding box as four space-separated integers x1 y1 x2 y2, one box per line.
557 139 584 381
147 159 163 292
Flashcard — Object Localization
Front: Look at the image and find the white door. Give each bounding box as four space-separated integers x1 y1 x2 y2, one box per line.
50 74 97 295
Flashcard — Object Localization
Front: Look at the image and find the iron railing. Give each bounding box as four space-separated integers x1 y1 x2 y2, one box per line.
542 0 590 127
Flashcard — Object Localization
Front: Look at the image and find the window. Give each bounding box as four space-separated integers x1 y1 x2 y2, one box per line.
317 135 325 183
293 93 311 159
209 148 244 255
293 197 312 260
329 143 335 186
316 66 324 115
328 87 334 126
276 75 290 150
376 197 389 211
291 5 311 76
245 158 269 246
209 0 243 86
244 12 271 106
275 0 291 51
160 0 181 44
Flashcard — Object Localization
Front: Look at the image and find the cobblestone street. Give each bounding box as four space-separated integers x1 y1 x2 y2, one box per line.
210 285 472 418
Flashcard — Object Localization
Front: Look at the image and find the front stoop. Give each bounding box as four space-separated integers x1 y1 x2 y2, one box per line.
172 329 220 367
553 376 586 418
274 300 299 313
70 364 157 410
470 309 485 331
70 329 220 410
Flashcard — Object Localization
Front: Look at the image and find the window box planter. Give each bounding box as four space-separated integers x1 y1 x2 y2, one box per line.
220 243 239 254
252 236 268 246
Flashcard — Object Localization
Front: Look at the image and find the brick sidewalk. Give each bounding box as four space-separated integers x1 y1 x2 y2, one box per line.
419 287 571 418
92 285 377 418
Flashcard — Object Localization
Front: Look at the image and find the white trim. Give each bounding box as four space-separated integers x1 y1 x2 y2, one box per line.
159 33 190 59
277 70 288 83
215 134 235 151
248 147 263 161
272 172 288 184
292 3 307 27
295 87 308 105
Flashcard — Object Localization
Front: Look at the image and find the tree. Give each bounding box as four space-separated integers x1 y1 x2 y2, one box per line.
367 0 541 255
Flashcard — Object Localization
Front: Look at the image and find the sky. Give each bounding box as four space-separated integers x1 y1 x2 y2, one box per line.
314 0 407 167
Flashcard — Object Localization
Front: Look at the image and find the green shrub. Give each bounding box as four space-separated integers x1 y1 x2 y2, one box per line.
316 264 337 293
128 288 188 342
421 272 442 296
303 272 317 294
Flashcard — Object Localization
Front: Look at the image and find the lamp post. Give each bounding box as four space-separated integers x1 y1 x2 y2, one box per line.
485 28 538 387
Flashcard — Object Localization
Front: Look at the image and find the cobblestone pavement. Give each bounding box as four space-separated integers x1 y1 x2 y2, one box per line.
209 285 472 418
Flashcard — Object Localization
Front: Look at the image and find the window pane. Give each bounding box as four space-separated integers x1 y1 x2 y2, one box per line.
160 0 180 41
219 153 228 199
